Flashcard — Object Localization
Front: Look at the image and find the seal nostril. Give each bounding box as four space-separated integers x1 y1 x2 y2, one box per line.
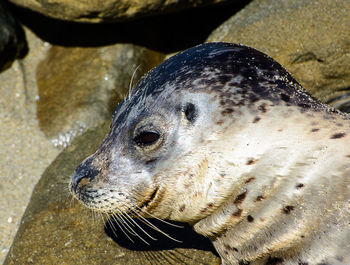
78 177 90 187
71 158 100 193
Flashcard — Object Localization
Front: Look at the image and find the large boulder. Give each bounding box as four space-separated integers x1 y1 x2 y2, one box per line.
36 44 164 146
9 0 234 23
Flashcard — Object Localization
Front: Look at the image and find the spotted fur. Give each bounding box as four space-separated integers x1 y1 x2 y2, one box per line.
71 43 350 265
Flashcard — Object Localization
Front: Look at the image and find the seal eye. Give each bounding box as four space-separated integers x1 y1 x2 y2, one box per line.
134 131 160 146
184 103 197 123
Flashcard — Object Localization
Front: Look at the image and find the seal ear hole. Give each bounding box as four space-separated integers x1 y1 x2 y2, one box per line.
184 103 197 123
134 131 160 147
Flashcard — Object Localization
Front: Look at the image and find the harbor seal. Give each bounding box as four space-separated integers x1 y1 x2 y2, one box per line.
70 42 350 265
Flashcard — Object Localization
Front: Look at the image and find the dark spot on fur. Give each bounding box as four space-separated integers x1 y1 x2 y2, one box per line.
296 183 304 189
216 120 224 125
221 108 234 115
218 75 232 84
220 99 225 106
233 247 238 252
253 116 261 123
282 205 294 214
311 128 319 132
298 103 311 109
179 204 186 212
346 155 350 158
207 202 214 207
184 182 191 189
330 132 346 139
301 235 305 238
245 176 256 183
232 208 242 217
146 158 157 164
258 103 267 113
298 263 309 265
247 215 254 222
234 191 247 204
246 159 258 165
224 250 229 255
265 257 283 265
337 256 344 262
184 102 197 123
280 93 290 102
255 195 265 201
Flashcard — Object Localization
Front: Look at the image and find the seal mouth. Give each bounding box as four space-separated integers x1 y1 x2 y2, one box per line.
138 186 160 213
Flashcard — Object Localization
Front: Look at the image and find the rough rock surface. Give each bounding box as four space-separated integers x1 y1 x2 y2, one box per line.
8 0 233 23
0 1 27 71
4 123 220 265
207 0 350 108
36 44 164 146
0 27 59 264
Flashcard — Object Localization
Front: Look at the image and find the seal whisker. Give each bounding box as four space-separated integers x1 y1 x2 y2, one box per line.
119 209 158 241
130 207 183 243
128 64 141 100
133 205 184 228
105 214 121 240
111 210 152 245
109 213 135 243
110 212 138 237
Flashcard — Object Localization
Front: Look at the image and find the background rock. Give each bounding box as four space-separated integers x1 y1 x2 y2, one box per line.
0 0 27 71
4 123 220 265
207 0 350 108
0 27 60 263
9 0 235 23
11 1 245 53
36 44 164 147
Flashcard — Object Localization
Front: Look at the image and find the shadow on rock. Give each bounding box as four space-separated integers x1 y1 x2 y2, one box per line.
105 217 218 253
10 1 251 53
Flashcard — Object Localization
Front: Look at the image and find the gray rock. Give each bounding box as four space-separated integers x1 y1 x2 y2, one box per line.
36 44 164 147
8 0 233 23
0 1 27 71
207 0 350 109
4 123 220 265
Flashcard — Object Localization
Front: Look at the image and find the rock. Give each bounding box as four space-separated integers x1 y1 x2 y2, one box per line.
11 2 244 54
8 0 233 23
0 1 27 71
0 27 59 264
4 123 220 265
207 0 350 109
36 44 164 147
